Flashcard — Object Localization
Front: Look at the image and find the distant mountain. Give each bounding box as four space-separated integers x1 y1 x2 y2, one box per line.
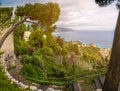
55 27 74 32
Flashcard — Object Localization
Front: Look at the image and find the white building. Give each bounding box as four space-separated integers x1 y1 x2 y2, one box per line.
24 31 31 41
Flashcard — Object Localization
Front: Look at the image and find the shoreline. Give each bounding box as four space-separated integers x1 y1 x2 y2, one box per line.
70 40 112 49
53 30 113 49
72 41 111 60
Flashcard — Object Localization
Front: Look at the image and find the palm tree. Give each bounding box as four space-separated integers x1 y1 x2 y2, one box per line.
95 0 120 91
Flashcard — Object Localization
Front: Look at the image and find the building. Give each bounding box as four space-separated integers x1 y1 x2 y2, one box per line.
24 31 31 41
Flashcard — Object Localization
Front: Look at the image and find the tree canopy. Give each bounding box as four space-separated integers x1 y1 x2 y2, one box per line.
0 7 13 34
0 2 60 48
15 2 60 30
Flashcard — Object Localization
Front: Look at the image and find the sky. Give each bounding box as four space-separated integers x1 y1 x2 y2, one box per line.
0 0 119 31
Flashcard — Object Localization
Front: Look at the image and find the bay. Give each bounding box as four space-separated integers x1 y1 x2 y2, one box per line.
53 31 114 48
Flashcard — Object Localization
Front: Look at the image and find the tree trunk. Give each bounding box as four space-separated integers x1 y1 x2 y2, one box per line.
0 19 25 49
0 16 37 49
103 11 120 91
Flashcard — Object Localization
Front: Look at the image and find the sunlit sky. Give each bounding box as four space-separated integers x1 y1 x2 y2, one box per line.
0 0 119 31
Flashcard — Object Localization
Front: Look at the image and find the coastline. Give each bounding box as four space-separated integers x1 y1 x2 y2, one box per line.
53 30 114 49
72 41 111 60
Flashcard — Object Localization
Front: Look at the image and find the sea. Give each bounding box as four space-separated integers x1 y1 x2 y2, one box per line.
53 31 114 48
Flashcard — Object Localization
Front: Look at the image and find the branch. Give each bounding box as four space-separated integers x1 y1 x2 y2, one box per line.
25 20 40 26
0 16 32 49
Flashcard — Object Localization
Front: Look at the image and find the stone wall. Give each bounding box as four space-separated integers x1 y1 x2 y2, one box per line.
0 29 15 68
1 33 14 52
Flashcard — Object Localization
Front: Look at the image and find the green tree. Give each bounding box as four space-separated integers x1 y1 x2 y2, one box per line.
15 3 60 31
0 7 13 35
40 45 54 61
82 46 103 68
13 21 31 56
95 0 120 91
29 29 45 48
56 36 65 48
69 42 80 55
14 23 26 39
0 2 60 49
27 24 31 31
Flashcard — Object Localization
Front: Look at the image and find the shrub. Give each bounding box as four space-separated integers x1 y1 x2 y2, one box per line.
40 46 54 61
0 66 23 91
21 55 32 64
21 64 44 78
31 55 41 66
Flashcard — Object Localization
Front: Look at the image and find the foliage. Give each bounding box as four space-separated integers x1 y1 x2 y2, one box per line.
15 3 60 31
12 2 109 86
40 46 54 60
13 20 34 56
0 7 13 34
19 28 108 84
56 36 65 48
0 66 24 91
21 55 33 64
69 42 80 55
0 52 4 55
29 29 45 48
14 23 26 39
14 39 30 56
21 64 45 78
81 45 106 68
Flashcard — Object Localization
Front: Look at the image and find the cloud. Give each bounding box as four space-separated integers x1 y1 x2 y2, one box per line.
1 0 119 31
56 0 119 31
